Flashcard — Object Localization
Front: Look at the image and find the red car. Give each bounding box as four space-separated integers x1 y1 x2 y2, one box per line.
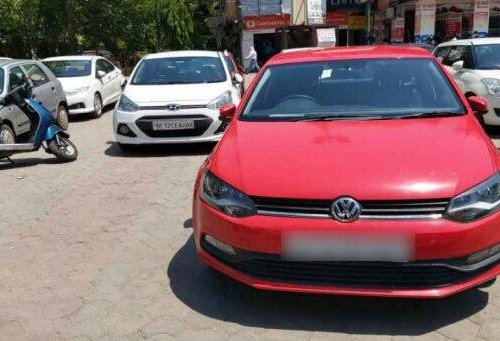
192 46 500 298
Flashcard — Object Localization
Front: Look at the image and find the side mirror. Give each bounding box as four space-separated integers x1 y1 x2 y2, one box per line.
219 103 236 120
468 96 489 115
120 78 128 89
452 60 464 71
97 70 106 78
233 73 244 84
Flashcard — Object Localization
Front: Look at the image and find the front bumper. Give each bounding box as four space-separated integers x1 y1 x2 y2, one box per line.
113 108 225 144
193 200 500 298
482 94 500 126
66 91 94 114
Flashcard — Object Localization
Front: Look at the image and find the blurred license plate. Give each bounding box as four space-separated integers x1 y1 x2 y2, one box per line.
152 120 195 131
282 232 412 262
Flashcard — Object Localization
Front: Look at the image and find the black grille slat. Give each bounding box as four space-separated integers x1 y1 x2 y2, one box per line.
135 115 212 138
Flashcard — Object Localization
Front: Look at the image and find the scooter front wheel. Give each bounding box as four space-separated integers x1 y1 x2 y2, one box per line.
48 136 78 162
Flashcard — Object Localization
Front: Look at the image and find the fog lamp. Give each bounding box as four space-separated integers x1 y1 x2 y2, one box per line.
119 125 130 135
204 235 236 255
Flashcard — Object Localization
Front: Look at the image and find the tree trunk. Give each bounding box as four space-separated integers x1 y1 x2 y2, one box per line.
64 0 77 53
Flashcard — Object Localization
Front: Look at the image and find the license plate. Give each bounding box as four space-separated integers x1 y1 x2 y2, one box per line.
282 232 412 262
152 119 195 131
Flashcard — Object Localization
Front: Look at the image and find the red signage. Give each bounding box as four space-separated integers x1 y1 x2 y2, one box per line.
326 11 348 26
243 14 291 31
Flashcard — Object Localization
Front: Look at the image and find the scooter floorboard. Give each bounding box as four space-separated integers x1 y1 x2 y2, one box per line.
0 143 35 152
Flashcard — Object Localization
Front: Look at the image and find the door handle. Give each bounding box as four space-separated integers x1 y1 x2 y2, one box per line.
51 86 56 91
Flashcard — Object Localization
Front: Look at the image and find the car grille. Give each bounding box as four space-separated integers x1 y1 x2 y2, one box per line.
139 104 207 110
251 197 449 219
202 239 494 289
135 115 213 138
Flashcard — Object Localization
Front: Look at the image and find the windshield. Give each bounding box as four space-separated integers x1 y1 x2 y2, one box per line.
0 68 4 94
43 60 92 77
241 58 464 121
131 56 227 85
474 44 500 69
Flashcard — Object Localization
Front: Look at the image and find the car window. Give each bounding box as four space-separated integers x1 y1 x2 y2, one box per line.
43 60 92 77
224 55 236 74
435 46 451 62
22 63 49 87
474 44 500 70
131 56 227 85
241 58 464 121
96 59 108 75
102 59 115 73
0 68 4 94
8 66 27 91
444 45 474 68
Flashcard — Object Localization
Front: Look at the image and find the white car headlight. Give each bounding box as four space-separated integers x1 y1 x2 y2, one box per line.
200 170 256 217
446 172 500 222
481 78 500 96
117 95 139 112
66 86 89 96
207 91 233 110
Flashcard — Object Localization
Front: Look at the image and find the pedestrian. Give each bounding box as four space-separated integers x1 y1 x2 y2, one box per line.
245 46 260 73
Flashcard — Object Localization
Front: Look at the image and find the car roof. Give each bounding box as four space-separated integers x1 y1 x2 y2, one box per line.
437 37 500 47
267 46 434 66
0 59 42 68
143 50 221 60
43 55 96 61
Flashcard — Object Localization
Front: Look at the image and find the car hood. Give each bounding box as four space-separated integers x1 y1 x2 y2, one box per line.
210 116 498 200
473 69 500 79
124 82 230 105
57 76 93 92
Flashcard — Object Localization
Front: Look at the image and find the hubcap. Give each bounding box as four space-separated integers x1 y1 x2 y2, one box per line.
0 128 14 144
94 96 102 114
58 139 75 156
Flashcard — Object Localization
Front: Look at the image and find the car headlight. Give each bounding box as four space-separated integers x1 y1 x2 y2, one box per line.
117 95 139 112
200 170 256 217
446 172 500 222
207 91 232 110
481 78 500 96
66 86 89 96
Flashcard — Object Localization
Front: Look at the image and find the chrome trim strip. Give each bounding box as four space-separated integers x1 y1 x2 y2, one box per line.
257 210 330 218
256 210 443 220
362 207 446 213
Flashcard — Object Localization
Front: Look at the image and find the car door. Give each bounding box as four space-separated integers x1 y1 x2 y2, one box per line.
101 58 122 103
21 62 57 115
96 58 114 104
6 65 31 134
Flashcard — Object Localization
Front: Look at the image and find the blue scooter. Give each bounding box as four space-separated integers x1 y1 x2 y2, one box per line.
0 83 78 163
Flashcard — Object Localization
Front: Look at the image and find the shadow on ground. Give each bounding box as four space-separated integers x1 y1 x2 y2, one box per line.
0 156 63 170
104 141 215 158
168 235 489 335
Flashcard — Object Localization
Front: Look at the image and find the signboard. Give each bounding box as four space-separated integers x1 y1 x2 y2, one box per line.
391 17 405 43
326 11 349 27
349 15 366 30
327 0 366 11
317 28 337 47
240 0 281 16
445 12 462 37
307 0 325 25
243 14 291 31
415 0 436 43
473 0 490 37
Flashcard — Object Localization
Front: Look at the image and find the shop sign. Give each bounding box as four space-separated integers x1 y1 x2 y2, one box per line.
317 28 337 47
391 17 405 43
240 0 281 17
349 15 366 30
473 0 490 37
307 0 325 25
243 14 291 31
326 11 349 27
415 0 436 43
327 0 366 11
445 12 462 37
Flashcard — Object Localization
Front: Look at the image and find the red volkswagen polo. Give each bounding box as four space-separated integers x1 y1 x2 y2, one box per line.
192 46 500 298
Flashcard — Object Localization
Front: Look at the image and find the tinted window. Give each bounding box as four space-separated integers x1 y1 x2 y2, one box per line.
0 68 4 94
444 46 474 68
23 63 49 87
242 59 464 121
435 46 450 62
102 59 115 73
8 66 27 91
224 55 236 73
474 44 500 70
131 56 227 85
96 59 108 74
43 60 92 77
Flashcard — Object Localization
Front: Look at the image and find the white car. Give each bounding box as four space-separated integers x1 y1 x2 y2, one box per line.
113 50 243 149
434 38 500 125
43 55 124 118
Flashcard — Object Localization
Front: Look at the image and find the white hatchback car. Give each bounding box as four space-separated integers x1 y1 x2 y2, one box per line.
43 56 124 118
113 50 243 149
434 38 500 125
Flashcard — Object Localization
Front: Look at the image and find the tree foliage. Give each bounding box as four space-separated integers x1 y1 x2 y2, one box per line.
0 0 219 65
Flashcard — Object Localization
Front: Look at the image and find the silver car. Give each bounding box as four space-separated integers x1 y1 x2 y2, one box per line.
0 59 68 144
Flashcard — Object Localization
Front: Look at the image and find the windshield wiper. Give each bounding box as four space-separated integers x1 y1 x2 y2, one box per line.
391 111 463 119
292 114 383 122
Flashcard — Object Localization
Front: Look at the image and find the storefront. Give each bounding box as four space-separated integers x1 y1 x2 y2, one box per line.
326 0 370 45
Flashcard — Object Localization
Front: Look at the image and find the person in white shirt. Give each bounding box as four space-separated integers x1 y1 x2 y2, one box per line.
245 46 260 73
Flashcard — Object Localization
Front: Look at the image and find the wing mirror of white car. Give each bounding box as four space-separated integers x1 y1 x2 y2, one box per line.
233 73 244 84
452 60 464 71
97 70 106 78
120 78 128 89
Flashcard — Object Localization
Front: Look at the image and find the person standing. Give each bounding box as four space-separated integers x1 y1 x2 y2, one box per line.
245 46 260 73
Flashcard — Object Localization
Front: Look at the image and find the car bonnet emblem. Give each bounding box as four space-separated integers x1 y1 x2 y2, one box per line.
166 104 181 111
331 197 362 222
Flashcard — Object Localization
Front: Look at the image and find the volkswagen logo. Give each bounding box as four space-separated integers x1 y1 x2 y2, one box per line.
331 197 362 222
166 104 181 111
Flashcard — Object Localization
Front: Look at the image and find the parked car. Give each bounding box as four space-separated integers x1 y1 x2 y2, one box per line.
192 46 500 298
434 38 500 126
223 50 244 96
0 59 68 142
43 55 124 119
113 50 243 150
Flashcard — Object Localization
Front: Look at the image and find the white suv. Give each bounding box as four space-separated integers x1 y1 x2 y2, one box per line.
113 50 243 150
434 38 500 126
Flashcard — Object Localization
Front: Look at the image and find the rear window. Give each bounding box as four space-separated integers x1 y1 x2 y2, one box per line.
43 60 92 77
241 58 464 121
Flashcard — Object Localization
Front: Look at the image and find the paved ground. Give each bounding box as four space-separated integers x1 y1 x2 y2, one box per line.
2 103 500 340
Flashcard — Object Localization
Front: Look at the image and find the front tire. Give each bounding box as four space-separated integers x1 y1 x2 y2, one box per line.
0 124 15 157
90 93 103 119
56 104 69 130
48 136 78 162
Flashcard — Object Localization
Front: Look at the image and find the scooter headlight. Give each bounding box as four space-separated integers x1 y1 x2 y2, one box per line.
200 170 256 217
446 173 500 222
